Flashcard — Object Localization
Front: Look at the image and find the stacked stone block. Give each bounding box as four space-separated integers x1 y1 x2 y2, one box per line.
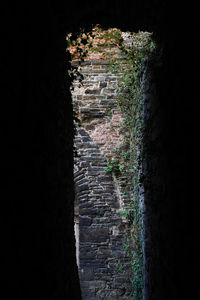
72 60 131 299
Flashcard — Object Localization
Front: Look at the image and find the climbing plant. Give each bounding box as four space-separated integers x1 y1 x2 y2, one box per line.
87 27 156 299
108 31 155 300
67 26 156 299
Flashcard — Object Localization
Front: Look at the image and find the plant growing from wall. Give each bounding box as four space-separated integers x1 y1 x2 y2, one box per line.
67 26 156 299
102 29 155 300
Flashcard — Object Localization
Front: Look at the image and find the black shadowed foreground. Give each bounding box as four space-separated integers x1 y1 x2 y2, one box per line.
1 1 199 300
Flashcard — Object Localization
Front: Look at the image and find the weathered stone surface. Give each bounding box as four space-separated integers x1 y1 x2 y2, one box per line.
85 89 100 94
79 268 94 280
99 82 107 87
80 227 109 243
73 59 131 299
76 183 89 193
79 216 92 226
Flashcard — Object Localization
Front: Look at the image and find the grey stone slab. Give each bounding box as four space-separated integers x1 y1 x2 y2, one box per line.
76 183 89 193
79 216 92 226
80 227 109 243
85 89 101 94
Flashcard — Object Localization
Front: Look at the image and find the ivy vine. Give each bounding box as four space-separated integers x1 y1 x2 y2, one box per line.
67 26 156 300
112 31 155 300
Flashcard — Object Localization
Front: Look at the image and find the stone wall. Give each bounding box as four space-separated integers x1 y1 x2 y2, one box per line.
72 60 131 299
4 3 199 300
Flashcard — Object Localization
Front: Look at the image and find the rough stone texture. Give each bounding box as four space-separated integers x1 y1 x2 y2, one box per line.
72 60 131 299
2 2 199 300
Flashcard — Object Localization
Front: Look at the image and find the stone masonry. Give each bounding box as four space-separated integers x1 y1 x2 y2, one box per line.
72 59 131 299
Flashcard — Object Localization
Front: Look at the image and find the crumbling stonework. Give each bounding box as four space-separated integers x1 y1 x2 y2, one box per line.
72 59 131 299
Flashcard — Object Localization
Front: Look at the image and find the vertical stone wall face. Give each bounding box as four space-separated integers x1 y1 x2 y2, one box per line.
72 60 131 299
